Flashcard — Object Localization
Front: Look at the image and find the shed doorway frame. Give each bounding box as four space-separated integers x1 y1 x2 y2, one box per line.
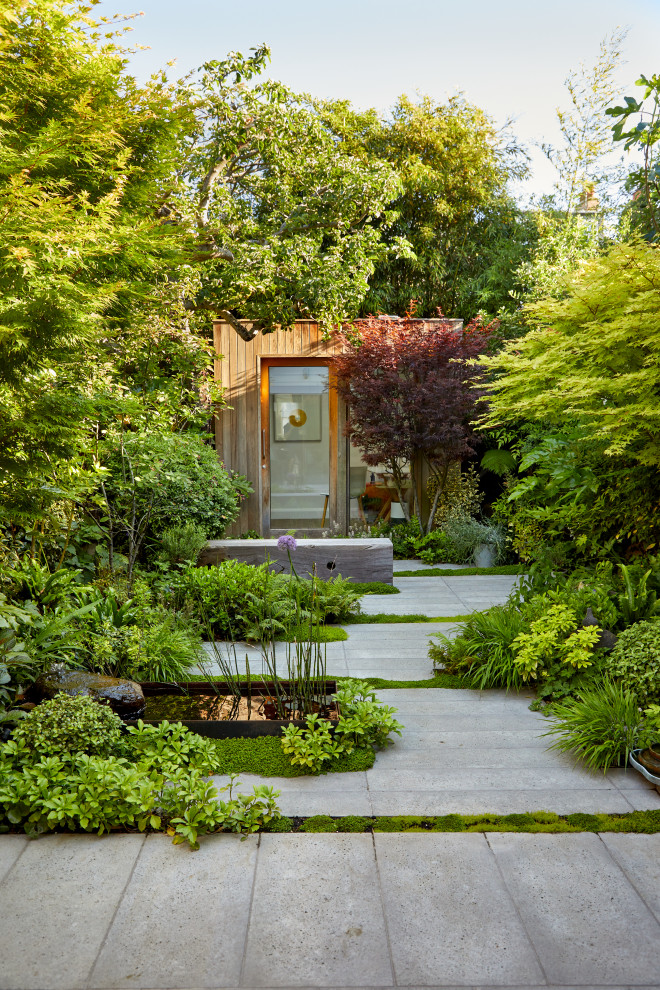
259 357 339 536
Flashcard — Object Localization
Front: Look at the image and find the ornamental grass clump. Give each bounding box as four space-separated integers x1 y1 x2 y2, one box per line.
545 680 659 772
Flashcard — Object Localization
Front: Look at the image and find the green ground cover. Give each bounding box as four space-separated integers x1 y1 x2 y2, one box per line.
348 581 400 594
265 810 660 834
209 736 376 776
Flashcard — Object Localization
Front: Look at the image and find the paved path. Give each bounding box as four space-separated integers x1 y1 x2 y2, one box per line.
360 575 519 617
201 622 457 681
3 570 659 989
213 687 660 817
1 830 660 989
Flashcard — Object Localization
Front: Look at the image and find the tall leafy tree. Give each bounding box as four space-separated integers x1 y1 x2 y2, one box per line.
481 239 660 557
607 72 660 240
542 29 627 214
169 48 401 340
320 94 529 320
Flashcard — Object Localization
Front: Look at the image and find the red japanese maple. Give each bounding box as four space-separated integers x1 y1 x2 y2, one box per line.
334 312 492 530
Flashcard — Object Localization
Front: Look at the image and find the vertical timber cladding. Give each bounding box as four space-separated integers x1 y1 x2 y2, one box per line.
212 321 347 536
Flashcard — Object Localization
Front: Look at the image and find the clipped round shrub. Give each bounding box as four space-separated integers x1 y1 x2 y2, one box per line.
102 431 251 540
12 693 125 758
608 620 660 706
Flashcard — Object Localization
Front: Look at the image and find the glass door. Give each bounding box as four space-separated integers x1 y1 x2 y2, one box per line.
265 364 331 532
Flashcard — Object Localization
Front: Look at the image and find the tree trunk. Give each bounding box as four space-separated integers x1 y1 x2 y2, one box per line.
389 462 410 523
426 460 449 535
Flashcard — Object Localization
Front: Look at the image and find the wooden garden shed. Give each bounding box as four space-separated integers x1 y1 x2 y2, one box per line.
212 318 461 537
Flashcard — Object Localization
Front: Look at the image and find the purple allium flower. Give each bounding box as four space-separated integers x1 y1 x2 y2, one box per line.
277 534 297 551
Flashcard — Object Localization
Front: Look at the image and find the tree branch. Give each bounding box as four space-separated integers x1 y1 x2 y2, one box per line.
217 310 262 341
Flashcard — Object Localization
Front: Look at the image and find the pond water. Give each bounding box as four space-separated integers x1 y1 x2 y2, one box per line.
141 693 339 722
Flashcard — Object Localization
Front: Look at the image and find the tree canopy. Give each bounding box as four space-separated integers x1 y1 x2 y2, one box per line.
481 238 660 470
320 93 530 320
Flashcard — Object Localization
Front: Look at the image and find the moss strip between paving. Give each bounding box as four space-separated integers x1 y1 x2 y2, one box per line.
264 810 660 834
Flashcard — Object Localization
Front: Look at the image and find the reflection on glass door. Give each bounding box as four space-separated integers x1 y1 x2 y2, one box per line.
269 365 330 530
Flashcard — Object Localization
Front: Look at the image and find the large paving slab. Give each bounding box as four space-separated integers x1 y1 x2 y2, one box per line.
199 621 457 680
0 834 26 885
393 559 475 572
89 834 258 989
360 575 520 617
0 833 144 990
374 832 545 986
487 832 660 986
241 833 394 987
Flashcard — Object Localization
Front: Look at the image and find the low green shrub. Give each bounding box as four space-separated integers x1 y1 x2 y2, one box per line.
1 717 281 849
101 431 251 540
511 603 604 701
159 523 208 567
415 531 455 564
522 583 618 632
281 679 403 773
175 560 362 640
11 694 125 759
608 621 660 707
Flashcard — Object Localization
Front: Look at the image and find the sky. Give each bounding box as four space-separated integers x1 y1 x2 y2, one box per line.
107 0 660 200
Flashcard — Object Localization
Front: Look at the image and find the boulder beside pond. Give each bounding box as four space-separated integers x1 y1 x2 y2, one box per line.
30 670 145 717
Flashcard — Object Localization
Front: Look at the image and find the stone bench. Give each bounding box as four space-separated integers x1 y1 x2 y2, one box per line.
198 538 393 584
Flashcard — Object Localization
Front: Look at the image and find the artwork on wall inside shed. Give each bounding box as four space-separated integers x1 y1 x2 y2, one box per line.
272 393 322 442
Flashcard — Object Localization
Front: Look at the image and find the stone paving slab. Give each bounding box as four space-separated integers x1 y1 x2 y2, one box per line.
0 834 145 990
375 833 545 986
620 788 660 810
393 559 476 571
360 575 519 617
199 621 457 681
89 835 258 989
375 745 584 770
368 788 637 816
242 834 394 987
0 834 26 885
487 832 660 986
599 833 660 923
